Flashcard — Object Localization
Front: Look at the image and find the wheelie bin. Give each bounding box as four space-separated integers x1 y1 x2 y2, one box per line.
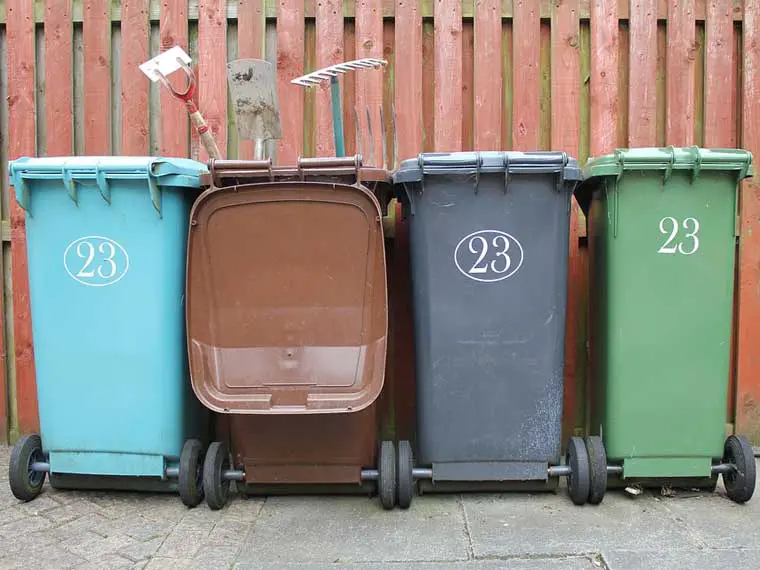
7 156 210 506
392 151 603 506
575 146 756 503
186 157 410 510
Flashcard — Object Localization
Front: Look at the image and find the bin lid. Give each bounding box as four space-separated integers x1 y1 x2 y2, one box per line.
583 147 753 179
9 156 208 215
186 181 388 415
392 151 582 186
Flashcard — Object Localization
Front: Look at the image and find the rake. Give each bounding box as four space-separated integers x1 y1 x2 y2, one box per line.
291 58 387 158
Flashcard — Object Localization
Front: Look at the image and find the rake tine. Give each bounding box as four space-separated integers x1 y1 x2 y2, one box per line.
392 102 399 170
366 105 375 167
354 106 363 161
380 105 387 170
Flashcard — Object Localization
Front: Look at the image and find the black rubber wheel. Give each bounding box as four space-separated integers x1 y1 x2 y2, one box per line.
378 440 396 510
585 436 607 505
178 439 205 508
203 441 231 510
723 434 756 504
397 440 414 509
566 436 590 506
9 434 46 502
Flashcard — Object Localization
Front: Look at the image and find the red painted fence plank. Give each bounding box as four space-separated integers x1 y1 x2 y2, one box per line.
197 0 228 160
276 0 304 163
45 0 73 156
238 0 265 159
121 0 150 154
736 0 760 442
512 0 541 150
83 0 111 155
159 0 189 157
395 0 423 159
666 0 696 145
473 0 501 150
590 0 619 156
461 21 474 151
7 0 39 435
315 0 343 157
704 0 735 147
434 0 462 152
551 0 582 440
356 0 384 165
628 0 658 147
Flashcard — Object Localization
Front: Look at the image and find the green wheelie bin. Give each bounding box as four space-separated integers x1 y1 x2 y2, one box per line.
575 147 756 503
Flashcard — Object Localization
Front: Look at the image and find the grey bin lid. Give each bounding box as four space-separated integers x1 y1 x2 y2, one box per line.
392 151 583 185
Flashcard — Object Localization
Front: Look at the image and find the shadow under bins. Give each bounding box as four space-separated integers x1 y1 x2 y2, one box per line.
185 156 414 510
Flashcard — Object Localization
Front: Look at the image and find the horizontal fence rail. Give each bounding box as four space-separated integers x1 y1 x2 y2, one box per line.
0 0 758 444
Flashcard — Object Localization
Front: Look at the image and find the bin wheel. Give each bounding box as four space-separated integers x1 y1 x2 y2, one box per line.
9 434 46 502
397 440 415 509
723 434 756 504
566 436 590 506
378 441 396 510
178 439 205 508
585 436 607 505
203 441 231 510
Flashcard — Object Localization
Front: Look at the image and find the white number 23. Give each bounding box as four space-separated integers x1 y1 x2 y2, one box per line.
658 216 700 255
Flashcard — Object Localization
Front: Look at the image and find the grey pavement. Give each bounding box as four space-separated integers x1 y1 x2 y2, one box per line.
0 445 758 569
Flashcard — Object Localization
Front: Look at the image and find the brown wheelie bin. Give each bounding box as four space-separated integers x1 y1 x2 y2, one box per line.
186 157 411 510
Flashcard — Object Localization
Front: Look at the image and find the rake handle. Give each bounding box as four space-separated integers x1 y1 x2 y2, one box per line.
330 76 346 157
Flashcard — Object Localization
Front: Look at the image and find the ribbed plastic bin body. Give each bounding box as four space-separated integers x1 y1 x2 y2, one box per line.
394 152 582 484
576 147 753 480
9 156 208 484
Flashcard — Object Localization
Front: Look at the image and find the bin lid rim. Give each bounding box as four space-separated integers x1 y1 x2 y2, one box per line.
583 147 754 179
9 156 208 187
392 151 582 184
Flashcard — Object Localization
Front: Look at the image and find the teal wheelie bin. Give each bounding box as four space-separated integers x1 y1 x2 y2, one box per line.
7 156 209 506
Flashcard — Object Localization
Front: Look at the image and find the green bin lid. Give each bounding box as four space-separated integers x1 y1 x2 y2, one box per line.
8 156 208 217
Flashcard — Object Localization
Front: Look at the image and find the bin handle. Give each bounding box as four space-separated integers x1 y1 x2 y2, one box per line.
61 165 78 205
663 146 676 184
687 146 702 184
473 153 482 194
502 153 510 194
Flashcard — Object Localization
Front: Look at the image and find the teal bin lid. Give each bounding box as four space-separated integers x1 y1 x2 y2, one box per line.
576 146 754 215
8 156 208 217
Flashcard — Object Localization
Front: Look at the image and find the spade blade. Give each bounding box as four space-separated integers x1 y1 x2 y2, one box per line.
227 59 283 145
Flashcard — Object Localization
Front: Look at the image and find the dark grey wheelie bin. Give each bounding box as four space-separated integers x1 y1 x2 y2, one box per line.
393 152 604 507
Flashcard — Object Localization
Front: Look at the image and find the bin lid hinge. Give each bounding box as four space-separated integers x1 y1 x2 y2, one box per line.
95 166 111 204
688 146 702 184
147 164 162 218
663 146 676 185
555 152 568 192
502 153 510 194
61 165 77 205
472 153 482 194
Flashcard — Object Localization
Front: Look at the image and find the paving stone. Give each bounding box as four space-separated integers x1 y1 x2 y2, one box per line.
0 511 55 536
188 545 240 569
0 544 84 570
603 549 760 570
61 530 137 561
205 520 252 546
237 495 469 564
74 554 133 569
118 537 166 562
155 528 211 559
12 494 61 515
0 529 59 559
143 557 194 569
234 559 599 570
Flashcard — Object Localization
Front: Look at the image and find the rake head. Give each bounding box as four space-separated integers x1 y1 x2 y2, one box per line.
291 58 388 87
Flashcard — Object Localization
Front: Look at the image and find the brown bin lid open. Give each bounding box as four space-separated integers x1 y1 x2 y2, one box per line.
187 181 388 414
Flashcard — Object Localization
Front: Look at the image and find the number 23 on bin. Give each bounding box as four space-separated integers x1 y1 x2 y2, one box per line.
64 236 130 287
454 230 525 283
657 216 700 256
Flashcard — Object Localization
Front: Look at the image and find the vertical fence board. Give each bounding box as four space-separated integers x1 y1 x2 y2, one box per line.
501 20 513 150
473 0 501 150
315 0 343 156
590 0 618 156
197 0 227 160
395 0 423 159
0 20 8 442
434 0 462 151
7 0 39 436
422 20 435 152
276 0 304 163
121 0 149 154
552 0 582 440
737 0 760 442
705 0 735 146
343 21 358 156
666 0 696 145
237 0 264 159
45 0 73 156
629 0 658 146
159 0 188 157
461 20 474 151
356 0 384 165
83 0 110 154
512 0 541 150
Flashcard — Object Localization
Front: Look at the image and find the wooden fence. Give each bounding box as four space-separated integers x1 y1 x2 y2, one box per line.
0 0 759 444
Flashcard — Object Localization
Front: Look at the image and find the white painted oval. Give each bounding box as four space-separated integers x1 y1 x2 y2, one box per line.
63 235 130 287
454 229 524 283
